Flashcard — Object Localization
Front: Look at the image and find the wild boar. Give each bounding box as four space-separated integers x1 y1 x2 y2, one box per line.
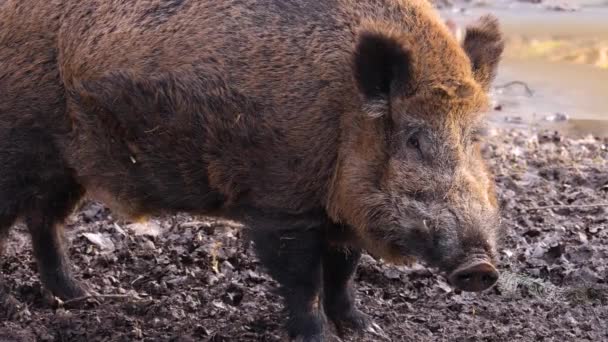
0 0 504 340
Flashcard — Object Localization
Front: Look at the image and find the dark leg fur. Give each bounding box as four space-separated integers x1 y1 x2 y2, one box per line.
322 243 371 334
245 209 326 341
0 128 86 299
25 178 85 300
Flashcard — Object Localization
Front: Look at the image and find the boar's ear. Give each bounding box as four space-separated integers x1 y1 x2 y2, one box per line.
463 15 504 90
353 31 414 117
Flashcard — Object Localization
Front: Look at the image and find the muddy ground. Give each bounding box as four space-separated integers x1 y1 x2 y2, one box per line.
1 127 607 342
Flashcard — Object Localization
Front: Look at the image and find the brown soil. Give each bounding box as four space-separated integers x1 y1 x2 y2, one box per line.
1 128 607 342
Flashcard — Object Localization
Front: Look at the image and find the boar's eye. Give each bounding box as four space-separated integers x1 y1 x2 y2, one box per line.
407 133 423 157
396 127 430 160
408 135 420 150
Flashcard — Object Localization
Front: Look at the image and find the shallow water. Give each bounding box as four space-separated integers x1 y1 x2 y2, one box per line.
441 3 608 137
494 58 607 120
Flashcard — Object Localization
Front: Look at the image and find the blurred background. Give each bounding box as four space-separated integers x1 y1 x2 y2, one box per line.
438 0 608 137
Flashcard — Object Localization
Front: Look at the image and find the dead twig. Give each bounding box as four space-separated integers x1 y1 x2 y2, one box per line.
59 293 143 307
179 221 207 228
130 275 146 285
495 81 534 97
526 203 608 211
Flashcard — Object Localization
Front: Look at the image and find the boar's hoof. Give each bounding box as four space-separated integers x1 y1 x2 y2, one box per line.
292 334 323 342
60 284 89 301
449 261 499 292
288 312 325 342
330 308 370 332
331 309 387 339
42 275 89 302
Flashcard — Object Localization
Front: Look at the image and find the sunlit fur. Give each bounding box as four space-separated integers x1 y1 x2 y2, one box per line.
327 12 504 272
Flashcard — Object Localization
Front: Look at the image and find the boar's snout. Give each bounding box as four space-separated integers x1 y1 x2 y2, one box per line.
448 260 498 292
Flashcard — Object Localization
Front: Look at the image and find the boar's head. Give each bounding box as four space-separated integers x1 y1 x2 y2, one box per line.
329 16 505 292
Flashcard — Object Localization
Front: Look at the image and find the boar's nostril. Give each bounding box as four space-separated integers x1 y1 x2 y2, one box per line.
456 272 472 283
449 261 499 292
481 271 498 285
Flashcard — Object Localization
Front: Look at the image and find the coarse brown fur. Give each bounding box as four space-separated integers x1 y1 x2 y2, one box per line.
0 0 504 340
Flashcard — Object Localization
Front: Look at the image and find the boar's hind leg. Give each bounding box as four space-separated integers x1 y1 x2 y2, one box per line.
322 244 373 334
0 128 86 300
247 211 326 342
24 178 85 300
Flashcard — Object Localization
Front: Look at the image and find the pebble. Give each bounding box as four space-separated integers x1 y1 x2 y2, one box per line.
143 240 156 250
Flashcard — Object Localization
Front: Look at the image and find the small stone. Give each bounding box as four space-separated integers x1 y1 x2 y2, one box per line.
212 300 227 311
577 232 588 243
143 240 156 250
207 275 219 285
82 204 103 220
221 261 234 271
504 116 523 124
128 220 162 238
543 113 569 122
436 279 452 293
113 223 127 236
531 244 546 259
383 267 401 280
82 233 115 252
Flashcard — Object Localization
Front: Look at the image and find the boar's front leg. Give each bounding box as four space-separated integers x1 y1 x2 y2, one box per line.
245 210 326 342
322 244 369 333
322 226 384 338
